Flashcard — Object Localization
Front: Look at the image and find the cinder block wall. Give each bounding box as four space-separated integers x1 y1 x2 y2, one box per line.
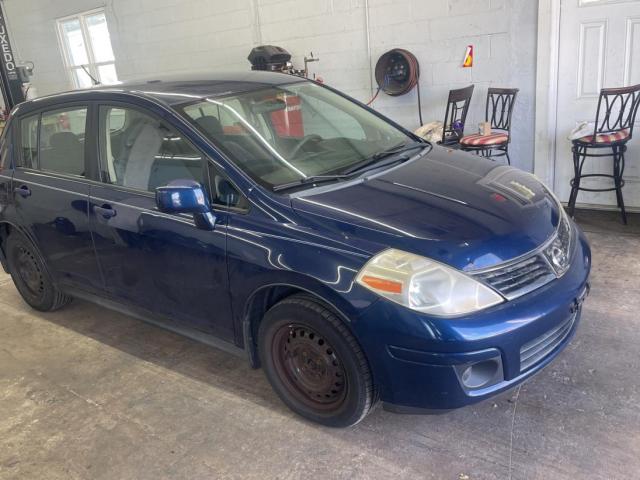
3 0 537 171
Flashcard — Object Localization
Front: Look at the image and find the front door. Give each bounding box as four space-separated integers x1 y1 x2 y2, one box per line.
554 0 640 208
11 105 102 292
88 104 234 339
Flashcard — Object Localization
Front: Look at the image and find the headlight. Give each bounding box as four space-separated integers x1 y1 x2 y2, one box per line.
355 249 504 317
542 200 574 277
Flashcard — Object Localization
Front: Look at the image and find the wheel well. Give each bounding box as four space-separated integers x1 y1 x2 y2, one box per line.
0 223 12 271
243 285 351 369
0 222 11 242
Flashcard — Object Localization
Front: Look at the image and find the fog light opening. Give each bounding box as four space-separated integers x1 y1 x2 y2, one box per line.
460 359 500 389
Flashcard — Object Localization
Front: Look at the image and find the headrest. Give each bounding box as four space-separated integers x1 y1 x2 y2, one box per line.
123 119 151 148
49 131 81 150
195 115 223 137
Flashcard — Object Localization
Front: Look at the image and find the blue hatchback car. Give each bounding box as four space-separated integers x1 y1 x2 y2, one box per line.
0 72 590 427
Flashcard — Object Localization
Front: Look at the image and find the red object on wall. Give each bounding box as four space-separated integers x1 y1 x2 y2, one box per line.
270 95 304 138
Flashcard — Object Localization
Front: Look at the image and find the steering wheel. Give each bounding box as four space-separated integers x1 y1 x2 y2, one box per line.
289 134 323 158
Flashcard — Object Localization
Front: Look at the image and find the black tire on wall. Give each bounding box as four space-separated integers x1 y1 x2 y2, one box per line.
5 233 71 312
258 293 376 427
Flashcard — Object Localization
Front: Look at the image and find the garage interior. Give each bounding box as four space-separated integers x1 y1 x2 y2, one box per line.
1 0 640 479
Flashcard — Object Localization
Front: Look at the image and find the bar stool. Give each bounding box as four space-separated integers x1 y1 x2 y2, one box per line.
568 84 640 225
438 85 474 147
460 88 518 164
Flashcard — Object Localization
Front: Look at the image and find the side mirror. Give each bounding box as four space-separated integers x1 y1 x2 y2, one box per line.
155 179 216 230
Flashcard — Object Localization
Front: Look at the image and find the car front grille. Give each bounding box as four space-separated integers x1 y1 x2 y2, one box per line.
470 206 575 300
519 311 577 372
472 253 556 300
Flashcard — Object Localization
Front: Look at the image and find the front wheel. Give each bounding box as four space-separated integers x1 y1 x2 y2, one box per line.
258 294 376 427
5 233 71 312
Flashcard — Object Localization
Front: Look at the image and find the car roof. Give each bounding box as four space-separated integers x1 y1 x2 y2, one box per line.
13 71 308 116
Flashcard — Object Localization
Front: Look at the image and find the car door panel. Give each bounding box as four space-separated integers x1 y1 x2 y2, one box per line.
89 185 233 338
11 171 101 290
88 104 234 339
10 106 102 293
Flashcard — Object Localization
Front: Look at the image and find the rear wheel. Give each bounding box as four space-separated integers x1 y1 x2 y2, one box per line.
258 294 376 427
6 233 71 312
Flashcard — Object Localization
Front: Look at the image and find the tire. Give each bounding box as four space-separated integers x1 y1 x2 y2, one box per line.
258 294 376 427
5 233 71 312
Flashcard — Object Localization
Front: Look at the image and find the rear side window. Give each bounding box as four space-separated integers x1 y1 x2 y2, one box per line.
99 105 205 192
39 107 87 176
19 114 39 168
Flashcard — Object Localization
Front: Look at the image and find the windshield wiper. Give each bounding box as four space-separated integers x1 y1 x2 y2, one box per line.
272 174 352 192
341 141 428 175
373 141 427 160
272 141 430 193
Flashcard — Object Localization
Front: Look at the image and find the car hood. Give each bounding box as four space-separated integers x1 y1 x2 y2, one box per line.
290 146 561 271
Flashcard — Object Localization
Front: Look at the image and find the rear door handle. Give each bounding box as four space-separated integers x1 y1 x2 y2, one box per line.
14 185 31 198
94 204 117 219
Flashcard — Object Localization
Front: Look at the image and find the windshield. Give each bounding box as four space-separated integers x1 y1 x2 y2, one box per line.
175 82 412 189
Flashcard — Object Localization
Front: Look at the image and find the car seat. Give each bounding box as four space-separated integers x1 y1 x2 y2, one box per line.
41 132 84 175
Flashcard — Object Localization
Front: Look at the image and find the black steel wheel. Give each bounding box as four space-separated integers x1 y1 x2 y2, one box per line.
6 233 71 312
272 323 347 410
259 294 376 427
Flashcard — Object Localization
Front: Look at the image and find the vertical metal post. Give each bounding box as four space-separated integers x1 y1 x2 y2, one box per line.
0 0 25 110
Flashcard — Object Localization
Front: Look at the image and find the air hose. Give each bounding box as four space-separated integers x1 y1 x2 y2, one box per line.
368 48 423 125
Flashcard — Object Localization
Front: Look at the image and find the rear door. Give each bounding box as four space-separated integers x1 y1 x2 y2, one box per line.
10 105 103 292
89 103 235 339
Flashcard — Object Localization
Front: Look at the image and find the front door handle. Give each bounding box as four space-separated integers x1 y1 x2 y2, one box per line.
94 204 117 219
14 185 31 198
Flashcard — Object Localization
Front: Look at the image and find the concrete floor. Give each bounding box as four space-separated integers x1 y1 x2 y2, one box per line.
1 210 639 480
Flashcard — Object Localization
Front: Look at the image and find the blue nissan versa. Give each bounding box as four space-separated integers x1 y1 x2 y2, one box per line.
0 72 590 427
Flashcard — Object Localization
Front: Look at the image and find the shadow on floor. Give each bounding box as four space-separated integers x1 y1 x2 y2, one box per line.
572 208 640 235
31 295 285 412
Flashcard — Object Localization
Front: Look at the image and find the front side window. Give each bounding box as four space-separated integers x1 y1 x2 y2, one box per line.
39 107 87 176
99 106 246 209
99 106 205 192
176 82 410 189
57 9 118 89
19 114 39 169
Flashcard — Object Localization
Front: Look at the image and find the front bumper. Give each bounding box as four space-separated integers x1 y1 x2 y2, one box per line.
352 227 592 411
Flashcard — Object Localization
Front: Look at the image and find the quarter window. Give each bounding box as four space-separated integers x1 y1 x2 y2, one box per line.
39 108 87 177
207 163 247 210
99 106 205 192
19 114 39 169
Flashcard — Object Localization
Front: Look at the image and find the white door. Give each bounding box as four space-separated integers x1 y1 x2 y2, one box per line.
554 0 640 208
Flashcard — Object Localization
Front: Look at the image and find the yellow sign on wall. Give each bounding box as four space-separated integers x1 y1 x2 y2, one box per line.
463 45 473 68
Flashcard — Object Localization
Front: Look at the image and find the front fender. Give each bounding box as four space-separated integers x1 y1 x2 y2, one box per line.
226 216 380 341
